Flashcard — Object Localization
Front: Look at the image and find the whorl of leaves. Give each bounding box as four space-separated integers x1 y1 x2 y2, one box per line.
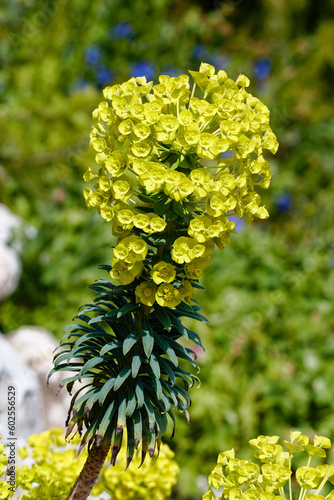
49 266 205 468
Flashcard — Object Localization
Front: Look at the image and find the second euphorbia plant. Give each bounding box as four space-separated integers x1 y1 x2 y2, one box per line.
49 62 278 500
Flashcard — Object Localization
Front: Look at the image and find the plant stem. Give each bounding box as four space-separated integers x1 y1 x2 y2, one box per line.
66 440 110 500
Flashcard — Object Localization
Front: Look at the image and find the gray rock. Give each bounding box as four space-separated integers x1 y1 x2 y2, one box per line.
0 333 42 442
7 326 74 430
0 243 21 302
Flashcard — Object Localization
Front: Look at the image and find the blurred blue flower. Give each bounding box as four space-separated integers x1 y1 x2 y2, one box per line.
85 46 101 65
276 192 292 212
74 78 89 91
97 68 114 86
220 151 234 159
208 52 229 69
131 61 155 80
193 44 207 60
254 58 272 80
109 21 134 40
228 215 245 234
161 66 179 78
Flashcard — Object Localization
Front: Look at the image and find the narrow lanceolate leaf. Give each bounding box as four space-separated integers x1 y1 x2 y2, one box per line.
133 410 142 449
117 302 138 318
135 378 145 408
110 427 123 466
78 356 108 378
122 331 139 355
72 387 99 414
116 392 127 434
100 341 122 356
145 366 163 400
149 353 161 378
153 333 178 366
96 400 117 444
125 418 135 469
142 316 154 358
144 397 156 433
167 313 189 340
99 377 117 405
155 411 169 438
113 366 131 391
154 304 172 331
125 382 137 418
84 391 101 414
156 355 176 385
132 354 142 378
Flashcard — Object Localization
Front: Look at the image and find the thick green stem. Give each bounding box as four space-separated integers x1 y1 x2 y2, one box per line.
66 440 110 500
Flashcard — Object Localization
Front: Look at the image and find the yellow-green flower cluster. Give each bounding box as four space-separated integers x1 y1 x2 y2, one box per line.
0 438 14 499
204 431 334 500
84 63 278 307
11 428 178 500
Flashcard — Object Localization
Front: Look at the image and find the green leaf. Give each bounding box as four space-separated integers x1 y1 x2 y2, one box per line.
99 377 117 405
98 264 112 272
144 397 156 432
153 333 178 366
155 411 169 438
67 344 100 363
123 331 139 355
63 323 91 334
74 331 115 346
168 313 189 340
154 304 172 331
97 400 116 439
165 207 178 221
117 302 138 318
85 391 101 413
135 379 145 408
145 366 162 400
132 354 142 378
125 383 137 417
116 391 127 434
154 196 172 216
113 366 132 391
73 387 99 414
100 341 122 356
156 355 176 385
149 354 161 378
142 317 154 358
126 418 135 468
172 200 185 217
133 410 142 448
79 356 108 377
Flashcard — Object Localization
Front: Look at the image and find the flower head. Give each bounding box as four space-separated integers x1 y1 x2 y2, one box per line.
204 432 334 500
83 64 277 289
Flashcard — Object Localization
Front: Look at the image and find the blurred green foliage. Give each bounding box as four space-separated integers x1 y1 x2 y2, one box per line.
1 0 334 499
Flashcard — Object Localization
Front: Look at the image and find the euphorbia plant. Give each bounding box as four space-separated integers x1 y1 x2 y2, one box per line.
204 431 334 500
49 62 278 500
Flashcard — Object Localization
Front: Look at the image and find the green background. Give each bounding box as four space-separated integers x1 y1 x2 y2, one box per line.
1 1 334 498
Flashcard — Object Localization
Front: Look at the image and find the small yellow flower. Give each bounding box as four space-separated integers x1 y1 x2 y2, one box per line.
149 216 167 233
112 176 133 201
156 284 181 308
110 260 143 285
171 237 205 264
113 236 148 264
105 150 128 177
139 165 166 193
151 261 176 285
179 279 193 304
135 281 157 307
